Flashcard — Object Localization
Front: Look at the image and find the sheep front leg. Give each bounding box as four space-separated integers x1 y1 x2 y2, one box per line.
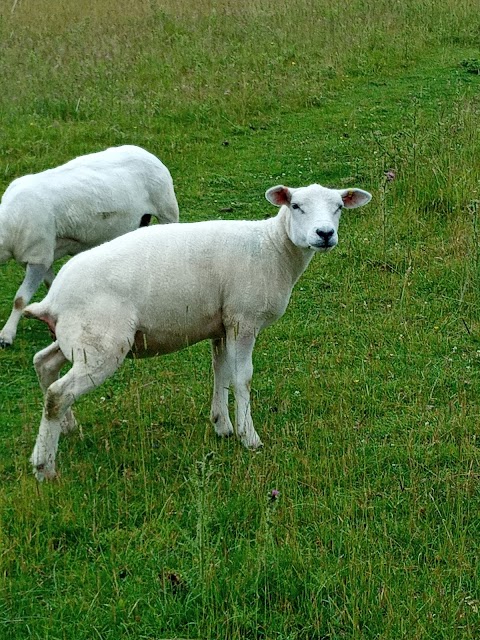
0 263 51 347
232 334 263 449
213 329 263 449
210 338 235 438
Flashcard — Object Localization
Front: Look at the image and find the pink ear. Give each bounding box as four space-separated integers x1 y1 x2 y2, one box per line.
340 188 372 209
266 185 292 206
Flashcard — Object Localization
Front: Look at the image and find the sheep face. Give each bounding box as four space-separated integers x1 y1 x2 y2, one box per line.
265 184 372 252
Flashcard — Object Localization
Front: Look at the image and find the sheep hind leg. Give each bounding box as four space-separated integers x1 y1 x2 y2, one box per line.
31 347 126 481
33 341 76 434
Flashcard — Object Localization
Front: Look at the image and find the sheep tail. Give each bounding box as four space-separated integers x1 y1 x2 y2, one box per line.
24 302 57 339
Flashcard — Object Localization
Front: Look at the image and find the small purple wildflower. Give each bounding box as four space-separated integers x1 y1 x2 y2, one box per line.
270 489 280 502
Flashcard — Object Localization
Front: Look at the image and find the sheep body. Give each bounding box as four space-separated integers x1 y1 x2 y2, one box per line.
37 219 292 354
25 182 371 480
0 145 179 346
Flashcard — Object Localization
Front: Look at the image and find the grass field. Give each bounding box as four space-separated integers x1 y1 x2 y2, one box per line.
0 1 479 638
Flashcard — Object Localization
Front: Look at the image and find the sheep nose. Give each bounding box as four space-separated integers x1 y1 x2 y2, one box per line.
315 228 334 242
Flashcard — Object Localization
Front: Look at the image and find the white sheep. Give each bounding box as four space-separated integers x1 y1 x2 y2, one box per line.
0 145 179 347
24 182 371 480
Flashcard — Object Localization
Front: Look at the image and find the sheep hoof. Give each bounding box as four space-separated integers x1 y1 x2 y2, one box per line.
211 414 234 438
0 337 12 349
214 423 234 438
217 429 234 439
33 463 57 482
241 436 264 450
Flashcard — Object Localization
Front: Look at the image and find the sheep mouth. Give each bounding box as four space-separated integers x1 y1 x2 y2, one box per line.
310 241 337 252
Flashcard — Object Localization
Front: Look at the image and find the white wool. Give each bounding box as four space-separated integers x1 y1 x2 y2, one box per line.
0 145 179 346
25 182 371 480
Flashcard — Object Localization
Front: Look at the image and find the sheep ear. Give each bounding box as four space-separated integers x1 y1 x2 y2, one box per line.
339 188 372 209
265 185 292 207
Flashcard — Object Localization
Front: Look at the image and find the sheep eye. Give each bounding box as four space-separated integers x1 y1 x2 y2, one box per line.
291 203 301 211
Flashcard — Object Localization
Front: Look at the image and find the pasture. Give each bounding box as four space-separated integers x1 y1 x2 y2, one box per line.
0 0 479 638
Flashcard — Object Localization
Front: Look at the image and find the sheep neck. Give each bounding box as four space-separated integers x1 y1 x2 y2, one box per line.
264 206 316 289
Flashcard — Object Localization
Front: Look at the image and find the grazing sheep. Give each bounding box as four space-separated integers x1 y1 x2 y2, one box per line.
0 145 179 347
25 182 371 480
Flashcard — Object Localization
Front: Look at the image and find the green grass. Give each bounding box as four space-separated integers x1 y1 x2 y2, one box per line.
1 0 480 638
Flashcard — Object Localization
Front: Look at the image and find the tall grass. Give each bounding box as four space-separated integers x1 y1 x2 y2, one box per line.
0 0 479 638
1 0 478 141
